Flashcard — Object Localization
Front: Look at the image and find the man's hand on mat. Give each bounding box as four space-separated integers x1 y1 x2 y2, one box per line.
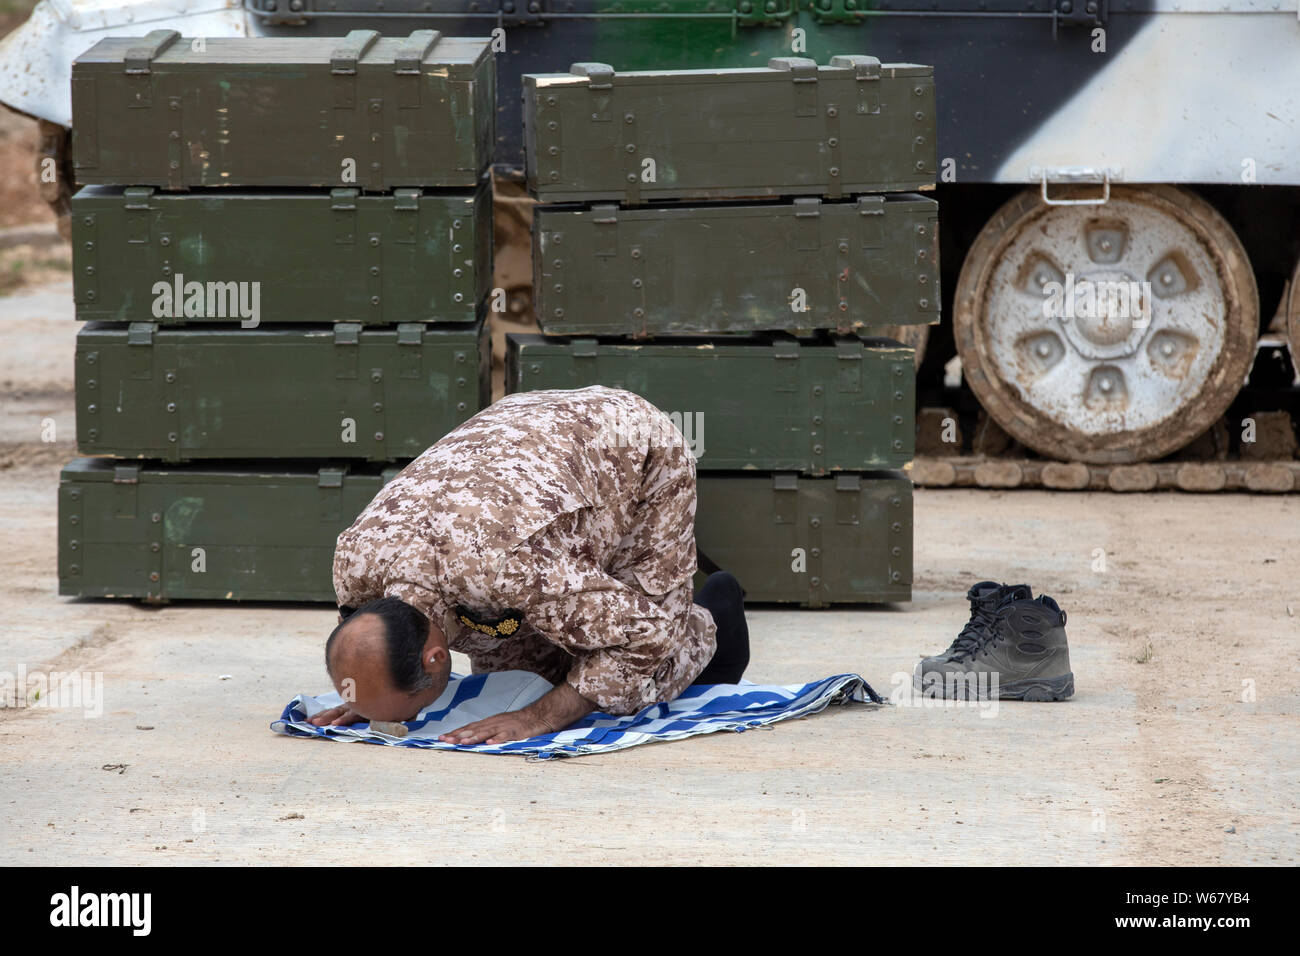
437 709 550 746
439 682 597 745
307 704 369 727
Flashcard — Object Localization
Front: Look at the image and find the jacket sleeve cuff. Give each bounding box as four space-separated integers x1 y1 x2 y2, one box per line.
565 655 659 717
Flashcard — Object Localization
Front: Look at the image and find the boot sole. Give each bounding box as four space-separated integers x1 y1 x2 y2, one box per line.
996 672 1075 702
911 668 1075 702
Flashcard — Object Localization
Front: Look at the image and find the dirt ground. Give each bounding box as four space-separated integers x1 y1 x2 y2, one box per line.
0 0 53 233
0 104 46 230
1 274 1297 866
0 88 68 296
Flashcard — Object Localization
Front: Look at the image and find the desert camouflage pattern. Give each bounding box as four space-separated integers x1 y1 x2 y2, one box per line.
332 386 717 715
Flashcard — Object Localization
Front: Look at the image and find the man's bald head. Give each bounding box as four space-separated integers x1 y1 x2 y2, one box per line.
325 596 450 722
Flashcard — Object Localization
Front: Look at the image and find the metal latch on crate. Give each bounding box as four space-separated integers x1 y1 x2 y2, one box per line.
793 198 821 251
318 467 346 521
769 57 819 117
127 322 156 346
772 473 799 525
331 189 358 244
396 323 424 346
829 54 881 80
331 30 380 75
122 29 180 110
591 205 620 257
394 30 439 74
123 30 179 75
570 62 615 90
835 473 861 526
331 30 380 109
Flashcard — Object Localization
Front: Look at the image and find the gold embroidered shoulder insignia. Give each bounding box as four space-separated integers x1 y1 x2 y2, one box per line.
455 604 525 639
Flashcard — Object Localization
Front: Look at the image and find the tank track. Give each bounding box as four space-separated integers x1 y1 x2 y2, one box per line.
910 456 1300 493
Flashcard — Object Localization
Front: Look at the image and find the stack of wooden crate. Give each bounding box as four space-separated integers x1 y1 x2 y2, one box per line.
57 29 495 603
508 56 938 606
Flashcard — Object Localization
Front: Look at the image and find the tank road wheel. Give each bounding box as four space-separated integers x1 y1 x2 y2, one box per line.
953 186 1258 463
1286 255 1300 363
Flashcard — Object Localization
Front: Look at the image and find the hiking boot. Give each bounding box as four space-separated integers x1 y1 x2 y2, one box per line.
920 581 1033 667
915 594 1074 701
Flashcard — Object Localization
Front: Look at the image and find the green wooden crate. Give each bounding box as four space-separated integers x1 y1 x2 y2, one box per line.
58 459 396 603
72 184 491 325
507 332 915 473
696 472 912 607
524 56 935 203
532 194 939 334
76 320 488 462
58 461 911 606
72 29 494 189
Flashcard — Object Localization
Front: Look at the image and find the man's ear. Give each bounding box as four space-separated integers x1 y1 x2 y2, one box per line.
421 618 449 670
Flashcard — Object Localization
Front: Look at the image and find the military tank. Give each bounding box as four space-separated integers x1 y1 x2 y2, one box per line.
4 0 1298 484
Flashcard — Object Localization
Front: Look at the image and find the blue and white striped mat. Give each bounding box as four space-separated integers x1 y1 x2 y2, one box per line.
271 670 883 759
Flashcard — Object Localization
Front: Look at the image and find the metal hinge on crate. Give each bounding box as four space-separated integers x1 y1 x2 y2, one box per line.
769 57 818 82
394 31 438 108
394 30 438 74
333 322 362 346
112 463 140 518
793 197 821 251
318 467 346 521
772 473 798 524
571 62 615 91
396 323 424 346
835 473 861 526
331 30 380 110
317 467 346 488
121 29 180 111
591 204 619 257
772 338 801 393
123 186 154 244
835 336 863 393
830 54 881 82
127 322 156 346
768 57 819 118
393 188 420 211
333 323 362 380
856 195 885 248
331 189 358 245
123 30 179 75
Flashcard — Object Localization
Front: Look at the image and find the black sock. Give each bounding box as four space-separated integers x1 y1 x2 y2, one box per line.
691 571 750 685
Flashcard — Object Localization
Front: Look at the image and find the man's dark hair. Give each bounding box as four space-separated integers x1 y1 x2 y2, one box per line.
326 596 434 694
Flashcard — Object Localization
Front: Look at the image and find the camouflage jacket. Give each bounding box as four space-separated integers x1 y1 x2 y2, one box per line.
332 386 717 715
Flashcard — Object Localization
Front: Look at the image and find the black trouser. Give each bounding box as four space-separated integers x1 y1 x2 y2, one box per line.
691 571 750 685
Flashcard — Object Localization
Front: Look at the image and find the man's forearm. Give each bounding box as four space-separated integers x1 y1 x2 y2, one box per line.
525 681 597 733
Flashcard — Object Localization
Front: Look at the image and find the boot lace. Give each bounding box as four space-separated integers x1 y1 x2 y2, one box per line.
949 601 1000 660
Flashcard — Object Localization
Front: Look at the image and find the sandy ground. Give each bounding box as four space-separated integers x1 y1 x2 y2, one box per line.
0 277 1296 866
0 60 54 232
